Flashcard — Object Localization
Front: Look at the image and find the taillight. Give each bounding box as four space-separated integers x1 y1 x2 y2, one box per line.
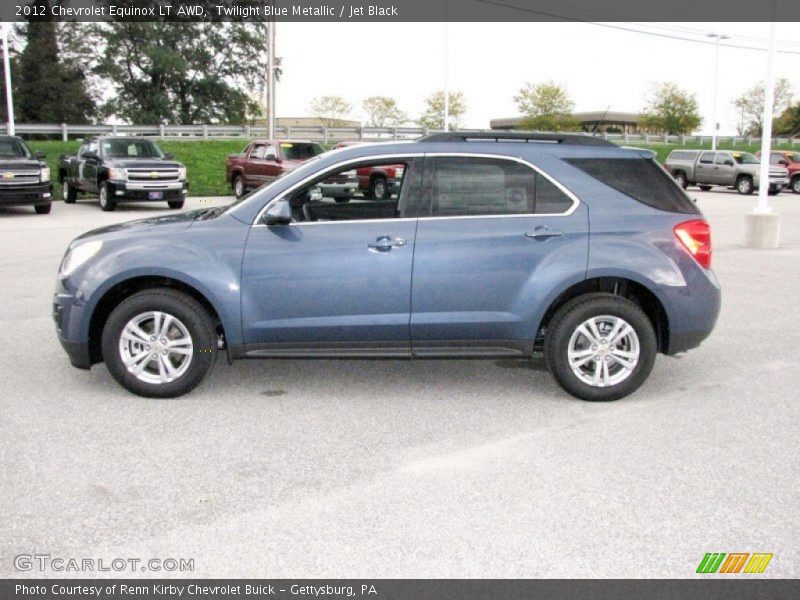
674 219 712 269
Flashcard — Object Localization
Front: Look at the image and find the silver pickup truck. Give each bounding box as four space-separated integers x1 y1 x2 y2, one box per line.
665 149 789 195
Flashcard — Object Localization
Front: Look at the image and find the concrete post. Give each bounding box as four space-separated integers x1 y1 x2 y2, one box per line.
61 123 68 142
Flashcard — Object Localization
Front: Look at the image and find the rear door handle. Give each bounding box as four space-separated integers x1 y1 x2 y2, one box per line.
525 227 563 241
367 235 407 252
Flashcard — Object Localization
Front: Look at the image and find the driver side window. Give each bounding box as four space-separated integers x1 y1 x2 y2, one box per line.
288 158 416 223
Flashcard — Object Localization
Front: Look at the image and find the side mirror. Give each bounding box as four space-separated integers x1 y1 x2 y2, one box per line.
34 150 46 159
266 153 280 162
725 160 734 166
779 160 789 166
83 151 99 161
263 199 292 226
164 152 174 160
307 186 323 202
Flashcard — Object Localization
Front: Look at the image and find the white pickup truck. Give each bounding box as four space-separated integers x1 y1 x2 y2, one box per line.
664 149 789 195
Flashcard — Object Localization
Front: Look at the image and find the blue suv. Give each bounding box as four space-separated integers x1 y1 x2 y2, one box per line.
53 132 720 401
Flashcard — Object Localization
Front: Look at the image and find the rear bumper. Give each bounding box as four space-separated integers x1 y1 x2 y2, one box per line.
107 179 188 201
0 182 52 206
663 266 721 355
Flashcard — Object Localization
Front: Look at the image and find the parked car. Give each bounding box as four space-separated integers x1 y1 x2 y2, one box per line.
226 139 327 198
54 131 720 402
333 141 405 200
58 137 188 211
665 149 789 195
0 135 53 214
755 150 800 194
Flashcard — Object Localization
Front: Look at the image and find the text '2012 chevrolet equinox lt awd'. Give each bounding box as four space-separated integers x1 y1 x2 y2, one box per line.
53 132 720 401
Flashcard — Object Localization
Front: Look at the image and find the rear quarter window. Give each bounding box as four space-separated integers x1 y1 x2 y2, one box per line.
565 158 700 214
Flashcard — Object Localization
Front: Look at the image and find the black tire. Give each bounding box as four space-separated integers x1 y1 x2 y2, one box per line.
736 176 754 195
34 203 52 215
791 177 800 194
544 293 657 402
767 188 780 196
168 200 185 209
101 289 218 398
698 185 713 191
98 181 116 211
673 171 688 189
62 181 77 204
369 176 388 200
232 174 245 199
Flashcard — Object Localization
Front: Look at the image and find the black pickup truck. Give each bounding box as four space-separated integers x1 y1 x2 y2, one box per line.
58 137 188 211
0 135 53 214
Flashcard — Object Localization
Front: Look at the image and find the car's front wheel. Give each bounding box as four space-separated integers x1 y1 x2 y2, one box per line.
673 171 688 189
736 176 754 195
98 181 116 211
101 289 218 398
233 175 245 198
792 177 800 194
168 200 185 209
544 294 657 402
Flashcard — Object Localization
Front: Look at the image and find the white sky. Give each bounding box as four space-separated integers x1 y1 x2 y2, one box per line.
275 21 800 135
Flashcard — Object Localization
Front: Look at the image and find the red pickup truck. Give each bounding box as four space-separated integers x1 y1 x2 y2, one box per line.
226 139 326 198
333 141 405 200
756 150 800 194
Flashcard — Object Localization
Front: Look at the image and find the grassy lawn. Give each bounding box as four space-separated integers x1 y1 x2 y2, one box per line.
24 138 800 198
31 139 250 198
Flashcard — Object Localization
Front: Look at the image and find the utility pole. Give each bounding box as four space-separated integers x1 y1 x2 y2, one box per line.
266 5 276 139
707 32 729 150
1 24 14 136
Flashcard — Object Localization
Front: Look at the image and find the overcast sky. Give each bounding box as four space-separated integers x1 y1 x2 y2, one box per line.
275 21 800 134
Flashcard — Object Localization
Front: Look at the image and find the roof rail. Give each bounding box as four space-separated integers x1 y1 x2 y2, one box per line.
418 130 616 147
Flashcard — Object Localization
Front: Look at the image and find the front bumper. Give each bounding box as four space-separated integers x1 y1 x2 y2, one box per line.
53 290 92 369
107 179 188 201
0 182 52 206
768 178 789 192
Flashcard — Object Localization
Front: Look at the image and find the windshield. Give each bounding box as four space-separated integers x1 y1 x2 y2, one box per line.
733 153 759 165
0 138 32 158
280 142 324 161
222 154 326 213
102 139 164 159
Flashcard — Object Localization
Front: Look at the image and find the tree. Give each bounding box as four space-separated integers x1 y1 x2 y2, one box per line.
13 1 96 124
639 82 701 135
731 79 794 137
309 96 352 127
773 103 800 137
362 96 407 128
513 81 574 117
90 21 271 124
516 114 582 132
417 90 466 130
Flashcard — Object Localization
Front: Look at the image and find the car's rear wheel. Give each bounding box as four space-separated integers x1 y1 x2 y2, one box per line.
370 176 388 200
98 181 116 211
101 289 218 398
698 185 713 191
168 200 185 209
544 294 657 402
62 182 77 204
673 171 688 189
233 175 245 198
34 203 52 214
736 176 754 195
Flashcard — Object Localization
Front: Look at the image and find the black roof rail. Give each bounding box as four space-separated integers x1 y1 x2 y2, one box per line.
418 130 616 147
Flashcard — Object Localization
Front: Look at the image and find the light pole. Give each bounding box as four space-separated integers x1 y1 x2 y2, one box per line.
443 20 449 132
266 13 276 139
1 23 14 136
707 32 729 151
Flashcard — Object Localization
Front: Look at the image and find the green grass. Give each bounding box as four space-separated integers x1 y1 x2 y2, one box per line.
31 139 249 197
24 138 800 198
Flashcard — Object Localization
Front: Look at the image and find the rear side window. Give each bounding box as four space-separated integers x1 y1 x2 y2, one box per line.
565 158 700 214
425 156 573 217
667 151 696 161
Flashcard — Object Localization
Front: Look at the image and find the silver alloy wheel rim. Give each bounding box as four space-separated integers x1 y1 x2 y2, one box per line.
118 311 194 385
235 178 243 197
793 179 800 193
567 315 640 388
99 185 107 207
62 183 68 200
739 179 751 193
374 180 386 199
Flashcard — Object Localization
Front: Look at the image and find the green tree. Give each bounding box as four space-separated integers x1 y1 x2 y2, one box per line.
417 90 466 130
516 114 582 132
513 81 574 117
731 79 794 137
773 103 800 137
13 1 96 123
91 20 270 124
309 96 353 127
639 82 701 135
362 96 407 128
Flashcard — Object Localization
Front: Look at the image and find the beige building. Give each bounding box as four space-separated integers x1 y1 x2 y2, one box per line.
491 111 642 134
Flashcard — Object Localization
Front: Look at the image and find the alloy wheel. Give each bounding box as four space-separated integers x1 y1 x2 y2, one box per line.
118 311 194 385
567 315 640 388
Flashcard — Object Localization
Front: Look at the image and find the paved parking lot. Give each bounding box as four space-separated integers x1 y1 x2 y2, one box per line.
1 191 798 578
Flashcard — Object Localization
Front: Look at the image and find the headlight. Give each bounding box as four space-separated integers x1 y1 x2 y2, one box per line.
177 166 187 180
60 241 103 278
40 166 51 182
108 167 127 181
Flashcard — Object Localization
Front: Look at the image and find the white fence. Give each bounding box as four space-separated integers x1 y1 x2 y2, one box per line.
1 122 798 147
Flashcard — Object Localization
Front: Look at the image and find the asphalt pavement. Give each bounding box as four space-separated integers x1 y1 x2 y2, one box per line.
1 190 798 578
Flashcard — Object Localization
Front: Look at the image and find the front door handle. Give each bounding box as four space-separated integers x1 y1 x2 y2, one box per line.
367 236 407 252
525 226 563 241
